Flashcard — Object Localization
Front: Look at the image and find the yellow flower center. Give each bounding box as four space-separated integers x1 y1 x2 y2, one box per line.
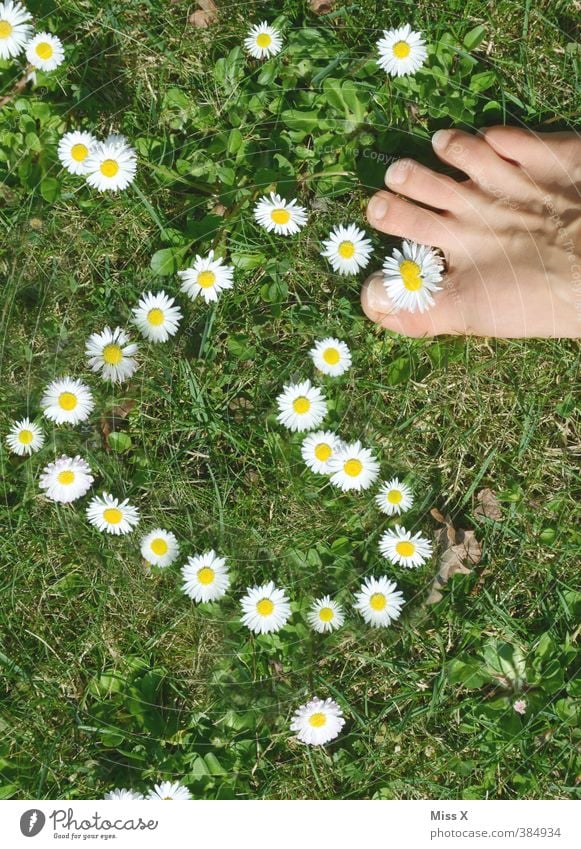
370 593 386 611
103 343 123 365
271 208 290 225
293 396 310 415
387 489 402 504
57 470 75 485
308 712 327 728
399 260 423 291
18 429 33 444
322 347 340 365
314 442 331 462
36 41 54 60
58 392 78 411
319 607 334 622
100 159 119 178
396 540 415 557
147 308 165 326
103 507 122 525
393 40 411 59
197 270 216 289
256 33 272 48
343 458 363 477
197 567 215 585
71 143 88 162
338 240 355 259
256 598 274 616
0 20 13 38
151 538 168 556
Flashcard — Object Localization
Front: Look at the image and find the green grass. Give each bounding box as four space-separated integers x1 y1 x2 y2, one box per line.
0 0 579 800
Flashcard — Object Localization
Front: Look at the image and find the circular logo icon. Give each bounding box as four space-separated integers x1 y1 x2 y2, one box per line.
20 810 46 837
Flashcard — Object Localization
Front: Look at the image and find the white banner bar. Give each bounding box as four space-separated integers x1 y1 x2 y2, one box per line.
1 799 578 848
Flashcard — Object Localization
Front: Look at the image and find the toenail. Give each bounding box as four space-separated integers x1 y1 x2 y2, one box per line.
367 194 389 221
432 129 451 151
385 160 409 185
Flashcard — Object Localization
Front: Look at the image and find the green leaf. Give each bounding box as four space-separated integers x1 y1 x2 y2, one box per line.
40 177 60 203
470 70 496 92
108 432 132 453
150 246 188 276
463 25 486 51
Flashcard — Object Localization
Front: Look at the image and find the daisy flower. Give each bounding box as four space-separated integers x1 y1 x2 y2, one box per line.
240 581 291 634
309 337 352 377
57 130 97 176
178 250 234 304
290 697 345 746
513 699 527 716
86 492 140 536
327 440 379 492
354 576 404 628
147 781 192 801
376 24 427 77
39 455 94 504
104 789 144 801
320 224 373 276
276 379 327 433
132 291 182 343
26 32 64 71
254 192 307 236
181 550 230 603
85 136 137 192
375 477 414 516
383 240 444 313
0 1 32 61
244 21 283 59
85 326 138 384
301 430 341 475
6 417 44 456
41 377 94 426
140 528 179 568
307 596 345 634
379 524 432 568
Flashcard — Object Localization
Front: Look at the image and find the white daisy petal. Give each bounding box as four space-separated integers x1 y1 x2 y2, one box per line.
354 575 405 628
376 24 427 77
0 1 33 61
181 550 230 603
132 291 183 343
146 781 192 801
26 31 64 71
140 528 180 568
301 430 342 474
383 239 444 313
254 192 308 236
290 697 345 746
85 326 138 384
244 21 283 60
57 131 98 176
276 379 327 432
307 596 345 634
375 477 414 516
6 417 44 456
178 250 234 304
86 492 140 535
85 136 137 192
309 337 352 377
104 789 144 801
39 455 94 504
327 440 379 492
41 377 94 425
321 224 373 275
379 524 432 568
240 580 291 634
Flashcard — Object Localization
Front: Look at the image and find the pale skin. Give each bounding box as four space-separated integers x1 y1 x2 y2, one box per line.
362 126 581 338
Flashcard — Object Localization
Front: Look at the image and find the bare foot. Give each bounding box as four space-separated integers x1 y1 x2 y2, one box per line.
362 127 581 338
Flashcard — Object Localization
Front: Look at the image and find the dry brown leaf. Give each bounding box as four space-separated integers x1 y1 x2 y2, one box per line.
99 399 137 450
309 0 336 13
475 487 502 521
426 511 482 604
188 0 217 27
